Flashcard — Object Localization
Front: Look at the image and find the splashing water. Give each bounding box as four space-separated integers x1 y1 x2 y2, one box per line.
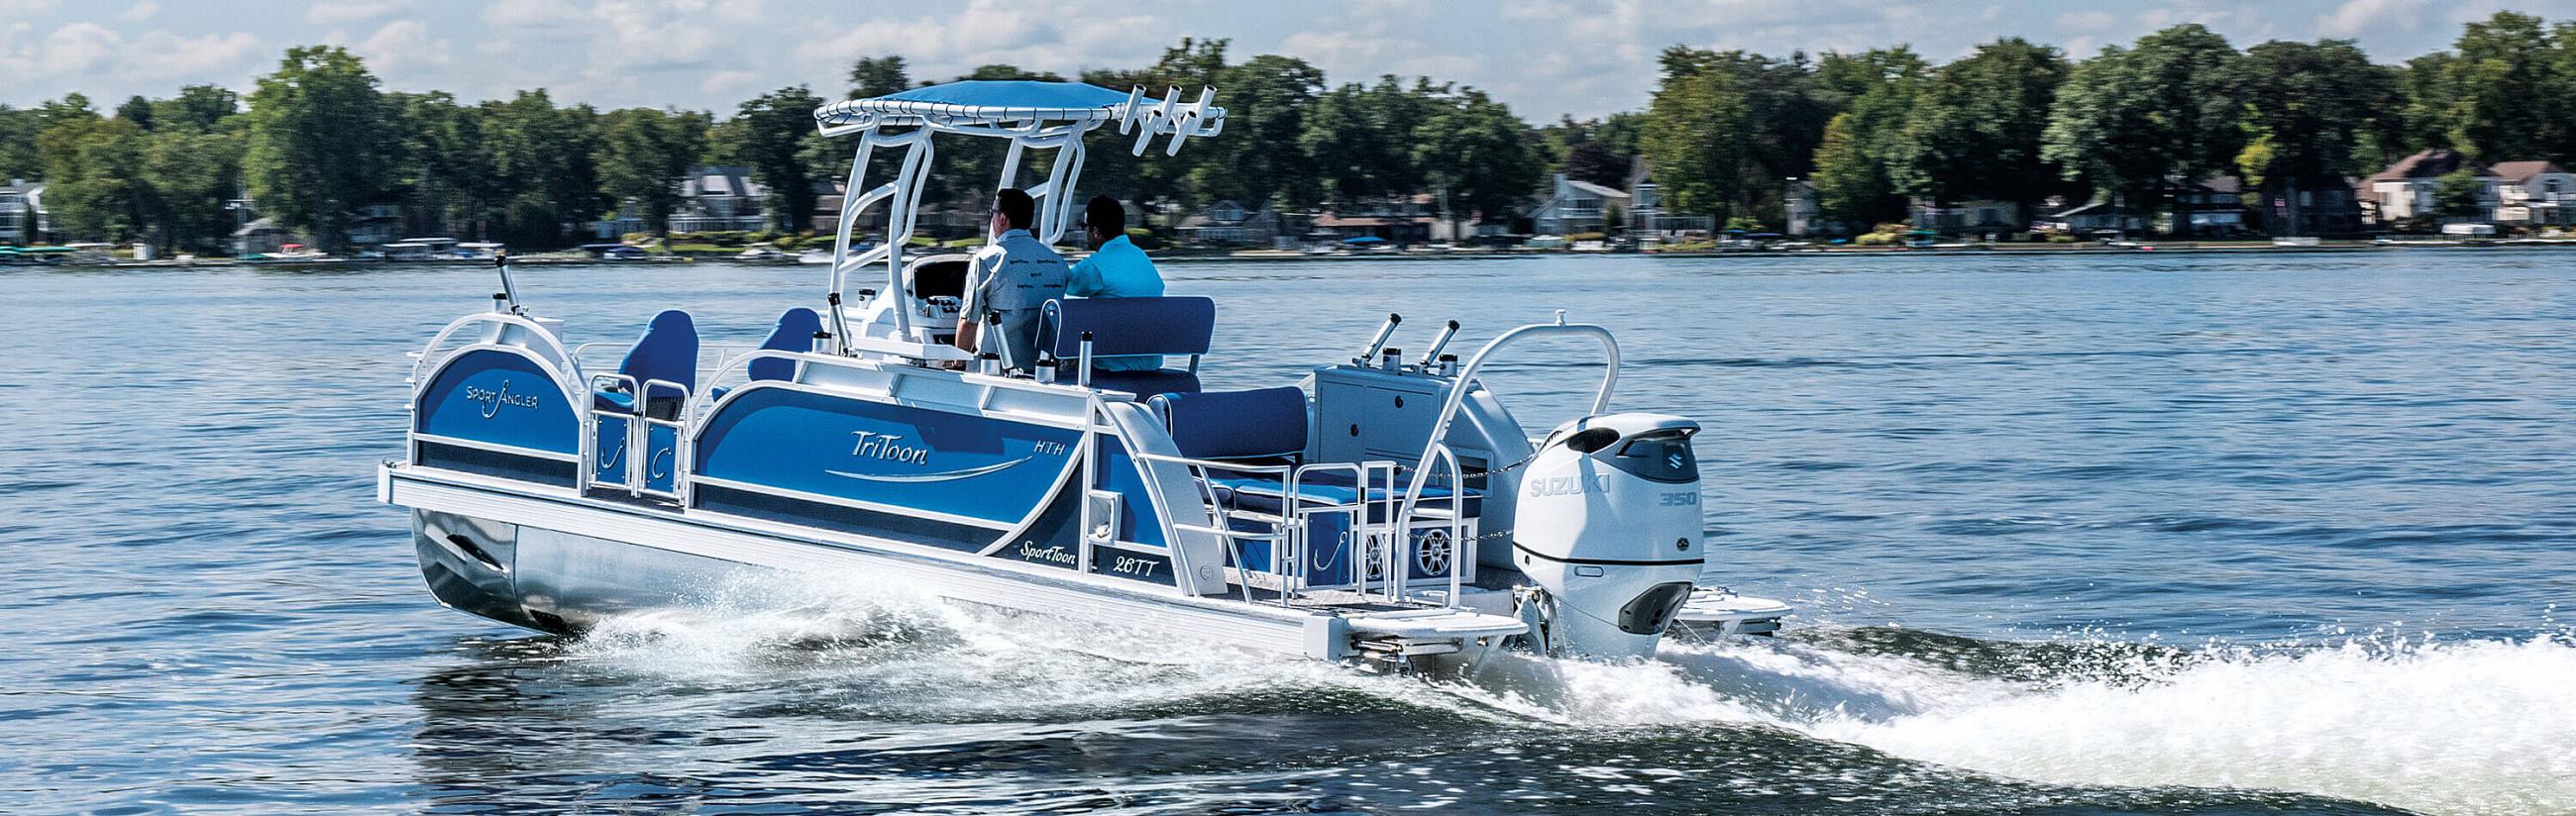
559 575 2576 816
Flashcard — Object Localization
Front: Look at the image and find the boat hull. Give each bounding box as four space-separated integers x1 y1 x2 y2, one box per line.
389 464 1354 660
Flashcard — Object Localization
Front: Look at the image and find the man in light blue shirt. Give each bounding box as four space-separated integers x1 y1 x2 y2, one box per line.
1066 195 1165 371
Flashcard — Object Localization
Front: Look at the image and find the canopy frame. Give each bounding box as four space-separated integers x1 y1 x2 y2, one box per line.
812 83 1226 357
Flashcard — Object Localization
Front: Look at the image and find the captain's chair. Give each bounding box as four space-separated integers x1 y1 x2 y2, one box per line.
1037 296 1215 396
746 307 823 382
594 309 698 419
709 307 823 402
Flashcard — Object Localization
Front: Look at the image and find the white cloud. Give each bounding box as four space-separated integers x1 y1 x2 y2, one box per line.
354 19 450 78
125 30 261 81
483 0 588 28
119 1 159 22
43 22 120 74
307 0 416 26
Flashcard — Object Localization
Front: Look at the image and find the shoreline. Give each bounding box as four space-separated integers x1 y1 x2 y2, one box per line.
18 237 2576 269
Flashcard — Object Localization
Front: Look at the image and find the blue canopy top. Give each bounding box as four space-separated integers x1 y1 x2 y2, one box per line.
873 80 1130 110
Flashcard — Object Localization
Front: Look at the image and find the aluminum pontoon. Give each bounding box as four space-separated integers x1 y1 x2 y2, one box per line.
380 80 1788 669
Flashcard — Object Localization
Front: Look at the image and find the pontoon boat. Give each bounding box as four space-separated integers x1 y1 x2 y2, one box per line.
379 80 1788 669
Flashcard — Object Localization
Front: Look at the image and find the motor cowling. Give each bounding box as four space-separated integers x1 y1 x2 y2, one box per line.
1511 413 1707 659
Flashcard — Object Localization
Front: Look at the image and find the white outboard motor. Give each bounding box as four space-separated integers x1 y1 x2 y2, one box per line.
1511 413 1707 659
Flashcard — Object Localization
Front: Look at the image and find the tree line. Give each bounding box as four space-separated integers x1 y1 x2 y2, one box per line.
1628 11 2576 233
3 12 2574 251
0 38 1542 253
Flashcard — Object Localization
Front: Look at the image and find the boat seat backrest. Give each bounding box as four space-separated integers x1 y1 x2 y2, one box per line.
618 309 699 400
1037 296 1217 361
1147 387 1308 461
748 307 822 382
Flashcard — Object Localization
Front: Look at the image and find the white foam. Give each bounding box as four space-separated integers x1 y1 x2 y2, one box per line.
1797 636 2576 816
1523 633 2576 816
559 575 2576 816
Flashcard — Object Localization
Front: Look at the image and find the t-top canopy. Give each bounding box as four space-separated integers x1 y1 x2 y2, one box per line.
878 80 1129 110
817 80 1135 129
812 79 1225 146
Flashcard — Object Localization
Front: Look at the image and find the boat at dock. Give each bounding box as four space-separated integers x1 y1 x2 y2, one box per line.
378 80 1787 670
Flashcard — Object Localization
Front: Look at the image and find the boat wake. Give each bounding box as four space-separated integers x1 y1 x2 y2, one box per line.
552 575 2576 816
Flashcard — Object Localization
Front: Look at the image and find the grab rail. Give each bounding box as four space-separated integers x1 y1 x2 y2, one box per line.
1409 315 1618 478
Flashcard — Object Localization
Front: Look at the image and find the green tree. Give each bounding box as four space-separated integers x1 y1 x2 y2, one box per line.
148 127 245 252
724 85 827 232
388 91 494 239
597 108 703 236
114 95 155 131
1901 38 2069 218
846 55 912 99
2229 39 2399 235
1195 53 1323 208
1413 86 1541 224
153 86 241 134
244 46 390 252
481 89 605 246
2442 12 2558 160
1642 59 1750 218
2432 166 2486 219
43 116 167 244
1804 49 1924 228
2044 25 2242 232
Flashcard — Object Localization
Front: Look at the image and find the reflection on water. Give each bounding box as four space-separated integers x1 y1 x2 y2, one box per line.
4 252 2574 813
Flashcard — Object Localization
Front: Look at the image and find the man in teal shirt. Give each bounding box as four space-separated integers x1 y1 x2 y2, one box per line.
1066 195 1165 371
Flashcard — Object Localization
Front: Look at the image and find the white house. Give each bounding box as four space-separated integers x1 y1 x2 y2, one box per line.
2489 160 2576 226
2366 149 2499 223
1528 172 1630 236
0 179 48 242
670 165 774 232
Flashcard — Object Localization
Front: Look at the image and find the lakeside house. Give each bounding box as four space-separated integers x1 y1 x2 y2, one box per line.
1528 173 1628 236
2490 160 2576 227
2246 174 2367 237
671 165 773 233
1626 159 1714 237
233 217 296 255
2365 149 2497 224
1912 197 2021 235
1313 194 1438 243
0 179 50 243
1178 199 1291 246
2041 200 2149 235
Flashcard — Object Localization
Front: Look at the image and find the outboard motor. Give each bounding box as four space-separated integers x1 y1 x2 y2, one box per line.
1511 413 1707 659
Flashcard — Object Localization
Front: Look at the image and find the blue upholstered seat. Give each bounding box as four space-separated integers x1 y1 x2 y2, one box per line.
709 307 822 403
1038 296 1215 396
1207 470 1482 521
595 310 698 418
1148 386 1482 520
749 307 823 382
1150 387 1308 461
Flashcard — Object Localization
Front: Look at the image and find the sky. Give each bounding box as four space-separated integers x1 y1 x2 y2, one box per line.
1 0 2570 122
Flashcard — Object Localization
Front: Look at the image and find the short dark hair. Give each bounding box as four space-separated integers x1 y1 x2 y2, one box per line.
994 188 1035 230
1084 196 1126 236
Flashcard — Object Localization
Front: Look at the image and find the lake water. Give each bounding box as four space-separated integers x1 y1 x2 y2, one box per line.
4 251 2572 814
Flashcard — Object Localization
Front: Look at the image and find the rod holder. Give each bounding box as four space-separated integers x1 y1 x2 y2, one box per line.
1355 313 1401 364
825 291 848 356
1418 320 1459 368
493 253 524 315
1077 332 1095 388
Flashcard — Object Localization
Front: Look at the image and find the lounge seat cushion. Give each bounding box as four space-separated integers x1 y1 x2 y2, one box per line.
1150 387 1307 459
1089 367 1202 397
1208 468 1482 520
